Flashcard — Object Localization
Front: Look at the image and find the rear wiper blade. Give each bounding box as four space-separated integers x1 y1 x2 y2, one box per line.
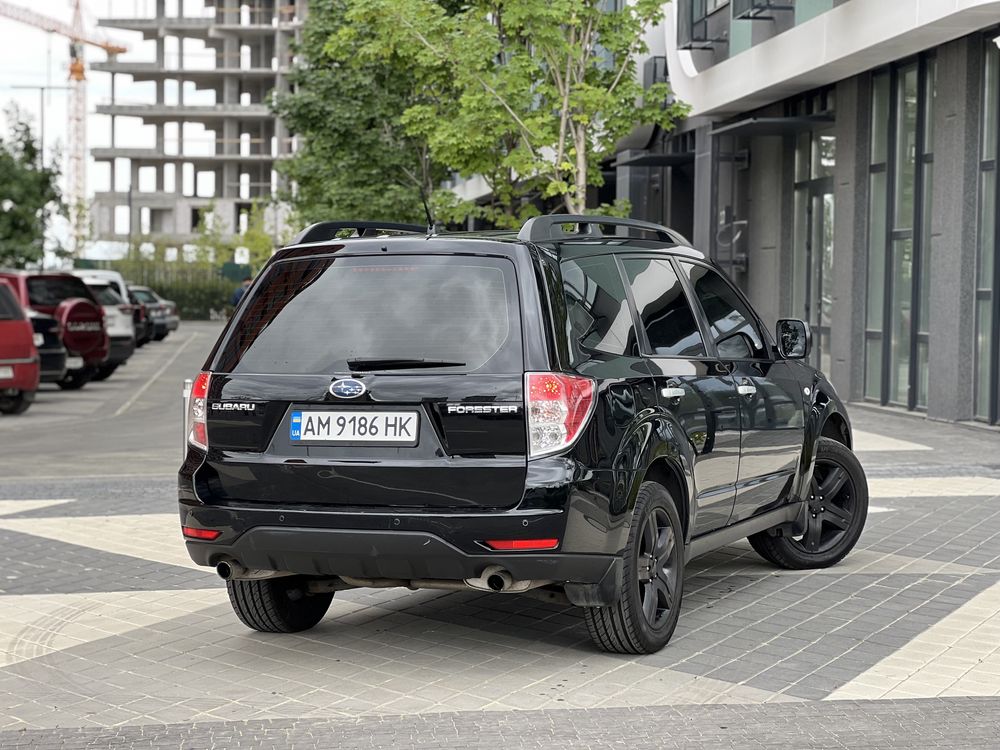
346 357 466 371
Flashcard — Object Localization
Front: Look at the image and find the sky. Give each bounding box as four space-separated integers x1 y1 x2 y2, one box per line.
0 0 214 258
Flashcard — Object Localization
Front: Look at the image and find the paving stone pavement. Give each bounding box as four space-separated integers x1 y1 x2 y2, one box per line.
1 329 1000 747
1 698 998 749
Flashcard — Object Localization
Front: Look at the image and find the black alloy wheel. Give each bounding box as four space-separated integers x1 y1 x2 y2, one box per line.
585 481 685 654
636 506 680 630
748 437 869 570
796 458 856 554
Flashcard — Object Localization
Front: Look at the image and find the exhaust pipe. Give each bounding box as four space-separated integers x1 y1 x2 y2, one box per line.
464 565 550 594
486 568 513 592
216 560 293 581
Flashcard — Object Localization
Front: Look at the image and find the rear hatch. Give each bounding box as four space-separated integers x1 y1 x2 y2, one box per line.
200 252 527 511
26 275 106 361
86 282 133 338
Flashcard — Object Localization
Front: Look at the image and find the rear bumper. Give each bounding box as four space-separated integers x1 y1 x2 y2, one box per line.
183 526 618 590
0 358 39 392
107 336 135 365
38 347 67 383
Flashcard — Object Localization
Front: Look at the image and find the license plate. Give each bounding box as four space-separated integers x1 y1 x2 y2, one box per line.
0 366 12 380
65 356 84 370
290 410 419 444
33 333 44 347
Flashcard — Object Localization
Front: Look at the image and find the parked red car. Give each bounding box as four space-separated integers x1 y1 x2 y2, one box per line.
0 271 108 390
0 279 39 414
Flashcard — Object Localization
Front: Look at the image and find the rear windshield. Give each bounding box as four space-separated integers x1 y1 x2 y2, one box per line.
215 255 522 374
27 276 95 307
0 284 22 320
88 283 124 306
130 288 158 303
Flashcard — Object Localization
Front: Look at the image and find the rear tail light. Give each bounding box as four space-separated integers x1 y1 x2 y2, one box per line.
188 371 211 450
182 526 221 541
525 372 595 458
118 304 133 314
484 538 559 551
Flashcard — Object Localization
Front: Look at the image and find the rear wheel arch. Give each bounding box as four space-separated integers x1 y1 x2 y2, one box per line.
642 458 690 541
820 411 851 449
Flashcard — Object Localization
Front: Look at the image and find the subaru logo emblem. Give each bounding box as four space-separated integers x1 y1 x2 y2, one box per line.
329 378 366 399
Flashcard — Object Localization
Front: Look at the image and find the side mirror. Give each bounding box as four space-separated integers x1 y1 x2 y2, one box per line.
776 319 812 359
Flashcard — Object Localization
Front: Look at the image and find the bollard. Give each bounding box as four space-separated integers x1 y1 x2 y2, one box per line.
182 378 193 459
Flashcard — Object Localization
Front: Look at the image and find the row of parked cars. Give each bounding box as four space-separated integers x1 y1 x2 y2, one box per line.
0 269 179 415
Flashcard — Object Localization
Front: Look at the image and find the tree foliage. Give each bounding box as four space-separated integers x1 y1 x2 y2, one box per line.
279 0 687 228
0 106 62 267
274 0 445 225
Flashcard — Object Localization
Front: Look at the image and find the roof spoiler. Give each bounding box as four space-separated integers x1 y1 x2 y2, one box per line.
290 221 427 245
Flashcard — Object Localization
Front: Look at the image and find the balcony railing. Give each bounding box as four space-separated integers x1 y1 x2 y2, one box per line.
732 0 795 20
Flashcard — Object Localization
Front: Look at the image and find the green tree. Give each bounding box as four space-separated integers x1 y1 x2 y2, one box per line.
191 201 232 266
339 0 687 224
240 202 275 274
0 105 62 267
274 0 446 225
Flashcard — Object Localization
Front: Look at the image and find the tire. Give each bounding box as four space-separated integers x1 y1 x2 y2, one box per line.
749 437 868 570
153 331 168 342
91 363 118 382
584 481 685 654
227 576 333 633
57 368 93 391
0 390 34 415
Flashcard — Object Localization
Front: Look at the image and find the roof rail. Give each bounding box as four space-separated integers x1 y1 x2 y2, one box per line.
290 221 427 245
517 215 687 245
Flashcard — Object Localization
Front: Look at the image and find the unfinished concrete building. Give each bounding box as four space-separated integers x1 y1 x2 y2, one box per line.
91 0 307 245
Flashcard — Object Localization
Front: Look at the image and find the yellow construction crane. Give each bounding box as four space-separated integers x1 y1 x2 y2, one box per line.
0 0 127 254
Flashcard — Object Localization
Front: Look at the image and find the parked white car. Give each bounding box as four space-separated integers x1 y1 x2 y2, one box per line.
82 280 136 382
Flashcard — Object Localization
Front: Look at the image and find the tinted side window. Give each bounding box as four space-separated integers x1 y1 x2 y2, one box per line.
561 255 639 360
680 263 768 359
622 258 706 357
27 276 95 307
88 284 124 306
0 283 22 320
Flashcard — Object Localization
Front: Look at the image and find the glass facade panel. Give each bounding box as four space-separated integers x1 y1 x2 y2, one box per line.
917 340 929 409
979 171 996 286
975 297 993 421
894 66 919 231
871 73 890 165
793 188 809 318
985 43 998 161
890 237 913 405
866 171 887 330
865 337 882 401
813 135 836 178
919 161 933 336
866 57 935 410
975 38 999 422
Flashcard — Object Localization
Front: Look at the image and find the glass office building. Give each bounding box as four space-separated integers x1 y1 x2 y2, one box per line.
618 0 1000 424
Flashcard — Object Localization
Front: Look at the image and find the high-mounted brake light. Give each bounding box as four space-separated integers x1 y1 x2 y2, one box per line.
182 526 221 541
188 371 211 450
484 538 559 551
525 372 595 458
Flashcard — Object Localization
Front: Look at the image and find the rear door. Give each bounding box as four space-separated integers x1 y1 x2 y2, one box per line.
678 261 806 523
621 256 742 536
202 252 528 511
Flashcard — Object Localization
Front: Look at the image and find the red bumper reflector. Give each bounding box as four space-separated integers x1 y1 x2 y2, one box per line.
182 526 221 541
484 538 559 551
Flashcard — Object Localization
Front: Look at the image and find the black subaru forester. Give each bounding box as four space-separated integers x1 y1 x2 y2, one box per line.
180 216 868 654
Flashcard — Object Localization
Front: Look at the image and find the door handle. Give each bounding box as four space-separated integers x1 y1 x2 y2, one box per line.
737 383 757 397
661 387 685 400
